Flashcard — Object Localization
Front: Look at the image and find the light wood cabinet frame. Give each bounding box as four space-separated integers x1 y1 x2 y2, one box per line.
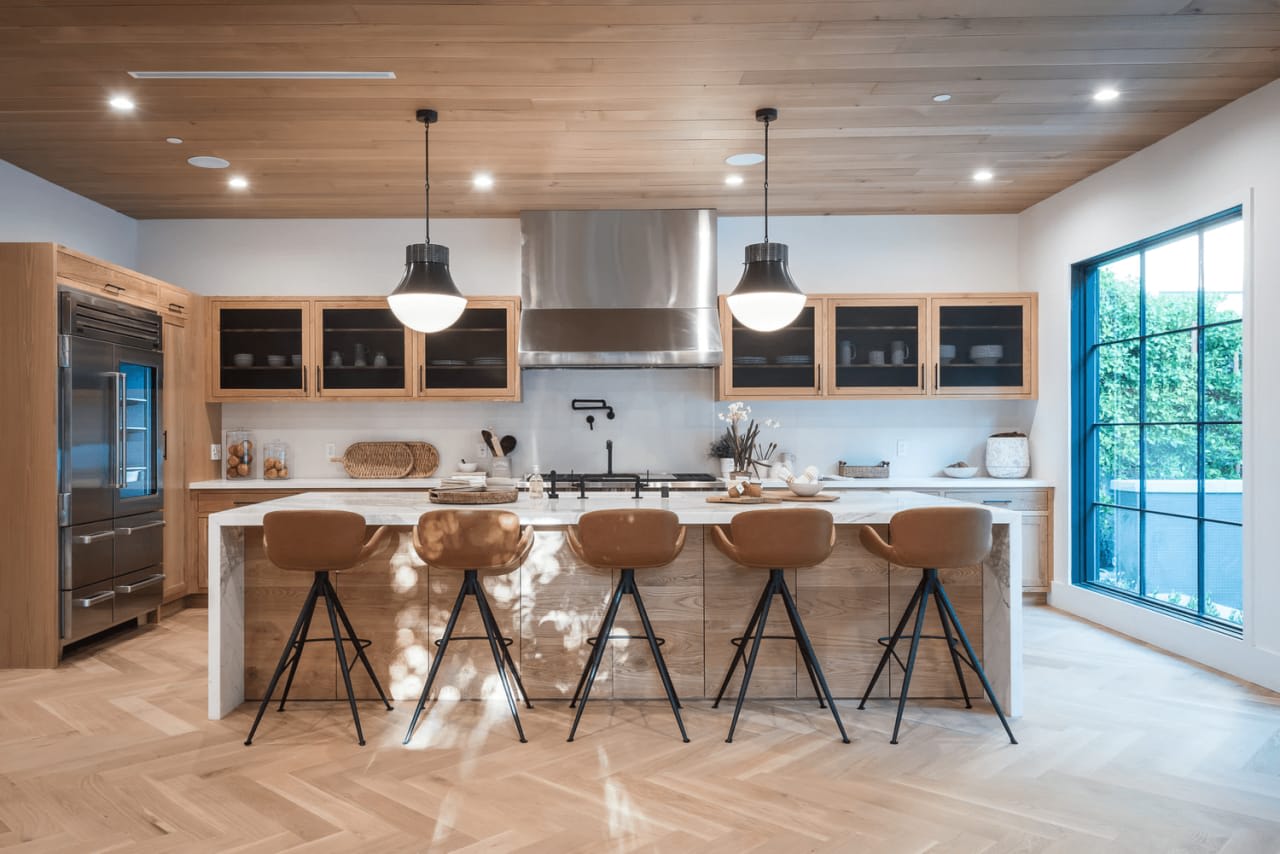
414 296 521 401
312 298 414 399
927 294 1038 399
823 296 929 398
718 295 825 400
208 298 315 401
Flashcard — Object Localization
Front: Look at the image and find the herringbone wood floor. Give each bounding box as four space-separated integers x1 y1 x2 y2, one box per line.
1 605 1277 853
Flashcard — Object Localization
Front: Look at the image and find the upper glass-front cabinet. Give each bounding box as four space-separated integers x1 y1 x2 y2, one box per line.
719 297 824 398
211 300 310 398
314 301 412 398
826 298 926 396
930 296 1036 397
415 297 520 400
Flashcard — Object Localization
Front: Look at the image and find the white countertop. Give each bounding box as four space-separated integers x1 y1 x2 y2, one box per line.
190 475 1050 491
207 489 1023 527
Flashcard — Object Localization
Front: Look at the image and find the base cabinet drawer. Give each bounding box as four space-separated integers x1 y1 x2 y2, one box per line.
114 567 166 621
942 489 1047 512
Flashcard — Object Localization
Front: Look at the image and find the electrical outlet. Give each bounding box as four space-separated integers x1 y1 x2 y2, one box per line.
210 443 222 461
477 443 491 459
325 443 336 460
896 440 909 457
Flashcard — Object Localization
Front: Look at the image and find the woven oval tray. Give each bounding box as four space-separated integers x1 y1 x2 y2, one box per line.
428 488 519 505
342 442 414 479
405 442 439 477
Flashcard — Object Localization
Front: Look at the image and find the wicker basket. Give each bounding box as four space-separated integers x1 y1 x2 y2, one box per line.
405 442 440 477
341 442 414 478
838 460 891 478
428 487 519 505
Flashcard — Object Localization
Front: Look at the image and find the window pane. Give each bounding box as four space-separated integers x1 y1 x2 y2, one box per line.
1204 522 1243 625
1144 514 1198 613
1096 341 1140 423
1204 322 1242 422
1094 425 1140 506
1204 425 1242 523
1204 219 1243 324
1145 331 1198 423
1145 234 1200 335
1144 425 1197 503
1097 254 1141 342
1093 505 1140 594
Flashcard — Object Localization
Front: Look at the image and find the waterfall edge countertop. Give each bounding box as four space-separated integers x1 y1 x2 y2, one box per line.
208 490 1023 722
206 489 1024 526
190 476 1051 491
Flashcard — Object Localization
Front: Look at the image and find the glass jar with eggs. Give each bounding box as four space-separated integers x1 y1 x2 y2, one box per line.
223 429 257 480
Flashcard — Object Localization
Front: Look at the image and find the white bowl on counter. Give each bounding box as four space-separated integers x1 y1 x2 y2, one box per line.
788 480 824 496
457 462 478 473
943 466 979 478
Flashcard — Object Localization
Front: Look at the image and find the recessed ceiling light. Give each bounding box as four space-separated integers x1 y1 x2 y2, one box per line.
108 95 135 112
188 155 230 169
725 152 765 167
1093 87 1120 102
472 172 494 190
165 137 183 145
973 169 994 182
128 70 396 80
725 174 745 187
932 93 952 102
228 176 249 190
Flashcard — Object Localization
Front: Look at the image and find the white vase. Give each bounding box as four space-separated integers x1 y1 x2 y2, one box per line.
985 435 1030 478
719 458 734 476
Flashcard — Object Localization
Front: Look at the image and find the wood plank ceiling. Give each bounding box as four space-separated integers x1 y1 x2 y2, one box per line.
2 1 1279 219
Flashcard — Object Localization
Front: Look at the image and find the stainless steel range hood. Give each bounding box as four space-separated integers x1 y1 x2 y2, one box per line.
519 209 722 367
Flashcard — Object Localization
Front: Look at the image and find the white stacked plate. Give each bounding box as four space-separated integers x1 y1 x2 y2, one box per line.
429 359 467 367
970 344 1004 366
939 344 957 365
472 357 505 366
776 354 813 365
733 355 767 365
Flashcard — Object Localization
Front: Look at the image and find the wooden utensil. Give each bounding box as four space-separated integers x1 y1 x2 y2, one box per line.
706 495 783 505
500 435 517 456
481 429 502 456
762 489 840 503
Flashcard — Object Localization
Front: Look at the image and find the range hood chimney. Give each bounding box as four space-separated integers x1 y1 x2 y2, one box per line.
518 209 722 367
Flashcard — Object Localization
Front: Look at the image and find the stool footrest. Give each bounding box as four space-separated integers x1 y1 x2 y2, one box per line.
434 635 514 648
730 634 799 647
586 634 665 647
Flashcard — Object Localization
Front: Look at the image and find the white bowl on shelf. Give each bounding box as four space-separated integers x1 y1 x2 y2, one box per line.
266 354 287 368
232 353 254 368
788 480 824 497
943 465 979 478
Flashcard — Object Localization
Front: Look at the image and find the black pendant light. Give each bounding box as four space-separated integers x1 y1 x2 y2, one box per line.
388 109 467 333
726 107 805 332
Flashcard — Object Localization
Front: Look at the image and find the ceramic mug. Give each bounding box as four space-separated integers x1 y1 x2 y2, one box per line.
868 350 886 366
890 340 910 365
838 340 855 366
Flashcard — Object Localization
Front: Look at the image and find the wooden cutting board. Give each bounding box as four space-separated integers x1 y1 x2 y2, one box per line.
762 490 840 503
705 495 784 505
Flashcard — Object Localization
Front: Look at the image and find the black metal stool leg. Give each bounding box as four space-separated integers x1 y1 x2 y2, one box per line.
936 580 1017 745
779 584 826 709
712 580 771 708
726 571 777 743
276 576 321 712
570 580 624 709
625 570 689 743
474 584 532 710
323 577 366 746
245 574 320 746
933 577 972 709
858 577 925 710
403 579 468 745
890 572 934 745
778 578 848 743
328 577 394 711
474 580 528 743
568 579 624 742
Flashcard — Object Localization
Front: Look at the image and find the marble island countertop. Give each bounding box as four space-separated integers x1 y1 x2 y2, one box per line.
208 489 1024 527
190 475 1051 491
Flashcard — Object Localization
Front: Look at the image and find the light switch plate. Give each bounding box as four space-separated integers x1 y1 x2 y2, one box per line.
896 440 909 457
210 443 222 461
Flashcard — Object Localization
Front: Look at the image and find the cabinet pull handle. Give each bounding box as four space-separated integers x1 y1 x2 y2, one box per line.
231 500 257 506
420 364 425 392
315 365 321 395
74 530 115 545
302 365 307 393
982 499 1013 505
935 363 940 390
105 283 125 294
168 302 184 313
919 363 924 389
117 573 165 594
75 590 115 607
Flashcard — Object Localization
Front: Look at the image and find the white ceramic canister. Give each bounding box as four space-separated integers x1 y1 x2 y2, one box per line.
985 433 1030 478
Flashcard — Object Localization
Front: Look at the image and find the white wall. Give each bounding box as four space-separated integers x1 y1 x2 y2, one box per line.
0 159 138 267
139 213 1030 478
1019 79 1280 691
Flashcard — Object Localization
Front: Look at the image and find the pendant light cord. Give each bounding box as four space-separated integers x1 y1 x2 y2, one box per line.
423 117 431 245
763 115 770 243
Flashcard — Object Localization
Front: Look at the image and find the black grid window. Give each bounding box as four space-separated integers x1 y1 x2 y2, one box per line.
1072 207 1243 631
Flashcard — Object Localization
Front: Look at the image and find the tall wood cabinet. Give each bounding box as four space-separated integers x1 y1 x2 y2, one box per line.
721 292 1038 401
208 296 520 402
0 244 214 667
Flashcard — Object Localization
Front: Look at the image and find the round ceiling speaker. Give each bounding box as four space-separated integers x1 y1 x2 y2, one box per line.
187 155 230 169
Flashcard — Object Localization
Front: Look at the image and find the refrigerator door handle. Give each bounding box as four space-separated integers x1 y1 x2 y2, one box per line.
75 590 115 608
111 371 127 489
118 520 166 535
73 530 115 545
116 573 165 594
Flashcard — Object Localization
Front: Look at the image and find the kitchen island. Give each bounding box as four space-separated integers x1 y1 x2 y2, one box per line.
208 491 1022 721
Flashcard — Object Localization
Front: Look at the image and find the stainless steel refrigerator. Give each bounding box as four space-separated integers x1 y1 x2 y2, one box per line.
58 289 165 644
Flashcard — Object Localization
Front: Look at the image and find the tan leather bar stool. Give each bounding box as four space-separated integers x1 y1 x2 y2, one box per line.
711 507 849 743
403 509 535 745
245 510 393 747
565 509 689 743
858 506 1017 745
